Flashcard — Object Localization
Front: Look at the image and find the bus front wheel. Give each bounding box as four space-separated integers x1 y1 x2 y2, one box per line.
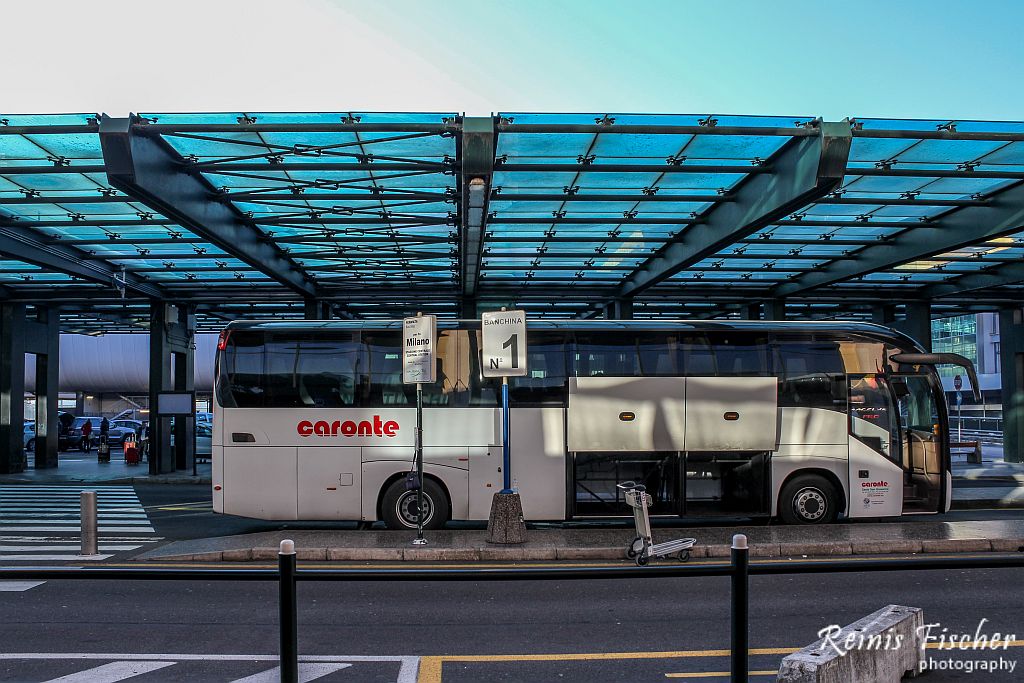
382 477 449 530
779 474 838 525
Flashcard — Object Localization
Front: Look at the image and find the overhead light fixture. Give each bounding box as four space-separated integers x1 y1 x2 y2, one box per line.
468 177 487 226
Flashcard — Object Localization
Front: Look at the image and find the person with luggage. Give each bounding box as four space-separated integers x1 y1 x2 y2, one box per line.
81 419 93 452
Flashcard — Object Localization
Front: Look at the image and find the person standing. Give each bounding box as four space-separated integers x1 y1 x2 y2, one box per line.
81 418 93 452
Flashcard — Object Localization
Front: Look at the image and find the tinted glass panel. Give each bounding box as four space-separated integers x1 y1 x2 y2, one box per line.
706 332 769 376
509 332 569 406
264 332 360 408
774 336 846 411
217 331 266 408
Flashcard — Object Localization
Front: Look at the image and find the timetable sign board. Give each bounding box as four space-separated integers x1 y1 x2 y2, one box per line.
403 315 437 384
481 309 528 378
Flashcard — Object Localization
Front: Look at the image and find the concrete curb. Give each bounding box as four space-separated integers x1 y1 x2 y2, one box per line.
145 537 1024 563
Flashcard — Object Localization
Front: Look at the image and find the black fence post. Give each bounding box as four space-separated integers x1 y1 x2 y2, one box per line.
279 540 298 683
731 533 749 683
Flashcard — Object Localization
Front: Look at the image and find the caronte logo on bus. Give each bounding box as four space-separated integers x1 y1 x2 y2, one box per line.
297 416 399 438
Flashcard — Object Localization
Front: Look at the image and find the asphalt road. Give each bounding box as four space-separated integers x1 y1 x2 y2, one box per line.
132 484 1024 542
2 567 1022 681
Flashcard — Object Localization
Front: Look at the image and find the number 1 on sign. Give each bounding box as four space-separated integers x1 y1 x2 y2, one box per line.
502 334 519 369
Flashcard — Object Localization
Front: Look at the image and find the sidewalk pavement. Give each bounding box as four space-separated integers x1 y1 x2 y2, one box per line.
138 519 1024 563
1 451 211 485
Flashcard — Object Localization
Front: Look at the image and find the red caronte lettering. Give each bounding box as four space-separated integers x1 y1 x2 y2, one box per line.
297 416 400 438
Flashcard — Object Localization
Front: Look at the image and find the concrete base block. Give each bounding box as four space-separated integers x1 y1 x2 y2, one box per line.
990 538 1024 552
403 547 481 561
921 538 992 553
479 547 558 561
778 604 924 682
329 547 404 561
555 547 621 560
850 540 922 555
221 548 253 561
779 542 853 557
486 492 527 544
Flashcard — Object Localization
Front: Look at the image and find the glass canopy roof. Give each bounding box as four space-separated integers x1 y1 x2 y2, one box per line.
1 112 1023 332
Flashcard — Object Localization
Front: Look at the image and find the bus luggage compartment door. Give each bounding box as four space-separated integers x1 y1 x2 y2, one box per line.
297 446 361 520
568 376 686 452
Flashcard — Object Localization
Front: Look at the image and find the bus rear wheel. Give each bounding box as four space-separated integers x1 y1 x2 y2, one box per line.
382 477 449 531
779 474 838 525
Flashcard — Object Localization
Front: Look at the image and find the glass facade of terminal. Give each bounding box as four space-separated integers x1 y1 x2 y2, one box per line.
932 315 978 377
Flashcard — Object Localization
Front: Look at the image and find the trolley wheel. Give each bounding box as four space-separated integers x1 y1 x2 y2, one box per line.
676 550 690 563
626 536 644 559
635 553 649 567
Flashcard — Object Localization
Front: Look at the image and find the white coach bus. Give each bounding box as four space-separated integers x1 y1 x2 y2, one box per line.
212 320 978 528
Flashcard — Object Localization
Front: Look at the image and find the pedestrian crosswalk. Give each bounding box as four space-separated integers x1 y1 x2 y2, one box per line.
0 485 161 562
0 654 412 682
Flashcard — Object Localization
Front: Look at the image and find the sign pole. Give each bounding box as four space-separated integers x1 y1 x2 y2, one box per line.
501 376 511 493
403 312 435 547
414 380 426 545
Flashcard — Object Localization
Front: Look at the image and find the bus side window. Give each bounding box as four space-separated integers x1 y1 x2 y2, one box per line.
264 332 359 408
707 332 769 376
774 338 846 411
509 332 568 406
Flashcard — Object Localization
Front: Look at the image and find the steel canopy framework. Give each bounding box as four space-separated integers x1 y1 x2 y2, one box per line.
2 111 1024 332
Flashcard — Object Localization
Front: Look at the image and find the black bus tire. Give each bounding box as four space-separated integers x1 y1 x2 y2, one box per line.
779 474 839 525
381 477 449 531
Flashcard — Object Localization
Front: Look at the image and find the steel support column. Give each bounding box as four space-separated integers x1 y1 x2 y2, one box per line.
29 308 59 469
999 308 1024 463
99 116 317 298
603 299 634 320
894 302 932 351
763 299 786 321
740 304 761 320
0 305 27 474
614 121 851 300
871 305 896 326
149 303 195 475
304 299 330 320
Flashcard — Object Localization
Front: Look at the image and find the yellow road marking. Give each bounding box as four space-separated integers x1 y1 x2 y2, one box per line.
416 641 1024 682
414 648 799 683
666 671 777 678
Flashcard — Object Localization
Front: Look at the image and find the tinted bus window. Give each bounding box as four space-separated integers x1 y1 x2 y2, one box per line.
774 337 846 411
509 332 569 406
706 332 769 376
361 331 466 407
573 332 638 377
217 331 265 408
264 332 360 408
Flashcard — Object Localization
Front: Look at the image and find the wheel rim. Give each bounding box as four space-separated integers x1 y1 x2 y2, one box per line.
395 490 435 527
793 486 828 522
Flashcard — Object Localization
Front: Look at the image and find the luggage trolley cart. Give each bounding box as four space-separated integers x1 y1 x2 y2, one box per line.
617 481 696 566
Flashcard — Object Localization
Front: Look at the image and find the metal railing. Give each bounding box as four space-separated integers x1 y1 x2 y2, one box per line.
3 538 1024 683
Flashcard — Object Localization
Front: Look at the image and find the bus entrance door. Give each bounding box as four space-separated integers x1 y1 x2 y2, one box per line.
891 375 943 514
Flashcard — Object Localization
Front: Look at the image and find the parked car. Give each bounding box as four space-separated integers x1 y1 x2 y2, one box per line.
112 419 144 439
196 411 213 426
68 417 135 449
23 422 35 451
169 422 213 457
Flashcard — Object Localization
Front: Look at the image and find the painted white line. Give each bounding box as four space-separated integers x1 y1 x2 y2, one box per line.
1 653 413 663
0 581 45 591
230 662 352 682
0 526 155 533
0 554 114 561
1 545 142 552
0 536 162 542
42 660 175 682
1 518 152 524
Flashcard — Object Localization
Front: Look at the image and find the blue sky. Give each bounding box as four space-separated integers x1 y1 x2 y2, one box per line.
6 0 1024 121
